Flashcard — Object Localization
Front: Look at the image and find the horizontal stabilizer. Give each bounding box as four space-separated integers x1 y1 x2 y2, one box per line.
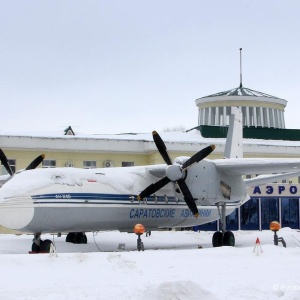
244 171 300 186
213 158 300 176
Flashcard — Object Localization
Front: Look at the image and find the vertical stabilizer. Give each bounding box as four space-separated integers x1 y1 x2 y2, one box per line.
224 107 243 158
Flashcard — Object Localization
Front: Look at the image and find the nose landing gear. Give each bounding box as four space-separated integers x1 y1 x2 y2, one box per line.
31 233 54 253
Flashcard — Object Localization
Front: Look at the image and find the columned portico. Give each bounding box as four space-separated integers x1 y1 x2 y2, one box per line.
196 86 287 129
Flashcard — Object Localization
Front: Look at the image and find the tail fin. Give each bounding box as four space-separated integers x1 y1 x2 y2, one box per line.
224 107 243 159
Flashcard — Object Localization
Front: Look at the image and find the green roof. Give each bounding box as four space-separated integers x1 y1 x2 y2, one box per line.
195 125 300 141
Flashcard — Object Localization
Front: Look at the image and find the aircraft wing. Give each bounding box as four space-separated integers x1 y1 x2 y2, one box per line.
212 158 300 176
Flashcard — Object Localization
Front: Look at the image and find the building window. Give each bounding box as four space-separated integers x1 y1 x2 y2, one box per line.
263 108 268 127
241 198 259 230
1 159 16 175
249 107 255 126
225 107 231 125
42 160 56 168
204 108 209 125
196 220 218 231
211 107 216 125
226 208 239 231
261 198 279 230
83 161 96 169
122 162 134 167
281 198 299 229
242 107 247 126
269 109 275 127
256 107 262 126
274 109 279 128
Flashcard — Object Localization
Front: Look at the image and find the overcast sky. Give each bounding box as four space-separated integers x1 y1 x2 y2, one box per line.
1 1 300 134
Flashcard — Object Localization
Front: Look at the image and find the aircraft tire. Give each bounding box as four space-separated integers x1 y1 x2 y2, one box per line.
31 242 41 253
40 239 53 252
223 231 235 247
73 233 81 244
66 232 87 244
66 233 75 243
212 231 223 247
82 233 87 244
71 232 87 244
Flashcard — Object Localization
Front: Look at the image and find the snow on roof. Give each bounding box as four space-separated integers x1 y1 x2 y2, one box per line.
2 128 300 149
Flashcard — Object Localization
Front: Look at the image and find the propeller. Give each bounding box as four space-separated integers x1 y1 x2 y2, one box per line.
25 154 46 171
0 148 45 176
138 131 215 217
0 149 13 176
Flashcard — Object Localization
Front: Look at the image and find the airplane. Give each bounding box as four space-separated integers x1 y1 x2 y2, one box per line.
1 107 300 253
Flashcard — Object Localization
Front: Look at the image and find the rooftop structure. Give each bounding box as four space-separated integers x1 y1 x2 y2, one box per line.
195 85 287 129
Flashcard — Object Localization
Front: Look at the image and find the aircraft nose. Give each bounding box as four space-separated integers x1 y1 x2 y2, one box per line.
0 193 34 230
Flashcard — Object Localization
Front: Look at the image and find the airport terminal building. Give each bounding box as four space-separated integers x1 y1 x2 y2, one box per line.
1 83 300 232
195 84 300 231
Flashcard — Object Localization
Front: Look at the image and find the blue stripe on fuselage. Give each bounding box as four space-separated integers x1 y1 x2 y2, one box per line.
32 193 177 203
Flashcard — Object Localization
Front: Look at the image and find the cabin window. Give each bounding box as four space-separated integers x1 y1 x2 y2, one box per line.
122 162 134 167
42 160 56 168
83 161 96 169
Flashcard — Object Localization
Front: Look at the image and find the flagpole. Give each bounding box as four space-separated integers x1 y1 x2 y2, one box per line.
239 48 243 87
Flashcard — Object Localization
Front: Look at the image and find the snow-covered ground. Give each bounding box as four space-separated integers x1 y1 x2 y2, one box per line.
0 228 300 300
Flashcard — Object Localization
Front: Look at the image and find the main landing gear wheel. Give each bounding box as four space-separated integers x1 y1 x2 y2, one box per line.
66 232 75 243
212 231 223 247
223 231 235 246
66 232 88 244
212 231 235 247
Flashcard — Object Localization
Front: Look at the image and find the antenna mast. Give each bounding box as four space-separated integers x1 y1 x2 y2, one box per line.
239 48 243 87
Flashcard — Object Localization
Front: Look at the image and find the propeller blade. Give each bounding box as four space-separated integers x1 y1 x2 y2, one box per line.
182 145 215 170
140 132 212 217
177 179 199 217
152 131 172 165
25 154 45 170
0 149 14 176
137 176 171 200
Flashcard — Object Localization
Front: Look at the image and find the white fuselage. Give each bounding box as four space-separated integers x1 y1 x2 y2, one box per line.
0 162 245 233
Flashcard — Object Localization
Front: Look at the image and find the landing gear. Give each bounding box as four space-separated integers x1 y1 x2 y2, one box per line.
212 231 223 247
212 231 235 247
223 231 235 246
212 202 235 247
66 232 87 244
31 233 54 253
